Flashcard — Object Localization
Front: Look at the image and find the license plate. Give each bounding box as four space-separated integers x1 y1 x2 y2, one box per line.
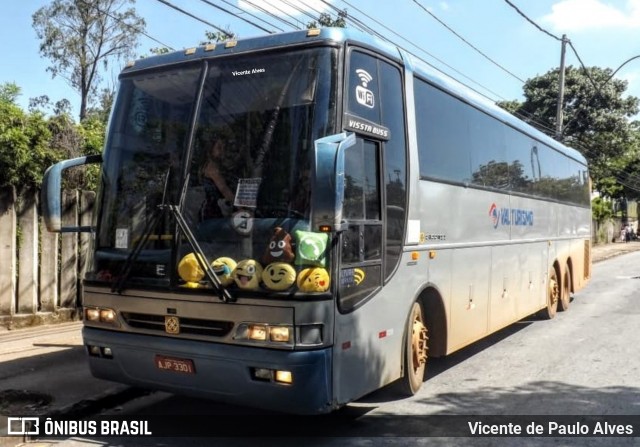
155 355 195 374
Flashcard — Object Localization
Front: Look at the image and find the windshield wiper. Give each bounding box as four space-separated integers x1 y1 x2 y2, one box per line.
112 172 234 302
164 203 234 302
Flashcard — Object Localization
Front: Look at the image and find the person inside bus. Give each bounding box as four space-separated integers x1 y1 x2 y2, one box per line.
200 137 236 219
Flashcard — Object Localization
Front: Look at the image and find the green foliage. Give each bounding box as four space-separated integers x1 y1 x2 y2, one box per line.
0 83 21 104
503 66 640 198
0 89 52 190
591 196 613 222
0 82 105 193
202 27 235 44
307 10 348 28
32 0 145 121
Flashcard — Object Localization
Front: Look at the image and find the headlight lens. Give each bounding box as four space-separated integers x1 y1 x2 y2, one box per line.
269 326 290 342
238 323 293 346
84 307 118 326
248 325 268 341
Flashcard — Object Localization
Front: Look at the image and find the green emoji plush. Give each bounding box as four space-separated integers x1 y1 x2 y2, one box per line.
262 262 296 291
294 230 328 266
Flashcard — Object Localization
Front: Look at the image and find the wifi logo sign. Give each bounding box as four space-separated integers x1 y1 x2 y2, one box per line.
354 68 375 109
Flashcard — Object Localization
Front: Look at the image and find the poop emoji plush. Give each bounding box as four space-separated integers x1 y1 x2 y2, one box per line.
262 262 297 291
232 259 263 290
212 257 237 286
294 230 328 266
297 267 330 292
178 253 206 287
262 227 295 264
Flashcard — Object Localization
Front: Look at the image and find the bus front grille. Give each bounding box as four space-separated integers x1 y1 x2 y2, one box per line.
121 312 234 337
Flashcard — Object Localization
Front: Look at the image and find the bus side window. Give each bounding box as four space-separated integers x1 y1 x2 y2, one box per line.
339 139 383 312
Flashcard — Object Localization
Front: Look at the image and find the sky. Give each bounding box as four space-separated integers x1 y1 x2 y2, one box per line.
2 0 640 120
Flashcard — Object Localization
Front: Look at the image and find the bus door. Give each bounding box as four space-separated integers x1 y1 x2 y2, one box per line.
332 47 408 405
333 137 386 404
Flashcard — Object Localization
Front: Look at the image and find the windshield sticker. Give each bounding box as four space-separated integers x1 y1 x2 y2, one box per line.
355 68 375 108
115 228 129 249
233 178 262 208
231 210 254 236
232 68 266 77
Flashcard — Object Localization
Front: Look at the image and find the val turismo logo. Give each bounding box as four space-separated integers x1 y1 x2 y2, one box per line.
489 203 534 228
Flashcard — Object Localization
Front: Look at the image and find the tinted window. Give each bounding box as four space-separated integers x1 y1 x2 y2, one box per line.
348 51 380 123
415 79 470 183
469 111 507 189
414 77 590 206
378 62 407 278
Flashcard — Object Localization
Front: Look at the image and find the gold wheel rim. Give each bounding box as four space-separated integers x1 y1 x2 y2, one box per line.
411 317 428 370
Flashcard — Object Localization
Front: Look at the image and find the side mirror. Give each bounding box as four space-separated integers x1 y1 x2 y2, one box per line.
41 154 102 232
310 132 356 232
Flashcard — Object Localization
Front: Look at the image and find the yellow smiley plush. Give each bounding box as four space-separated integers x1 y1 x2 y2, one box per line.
232 259 263 290
178 253 206 283
297 267 331 292
262 262 296 291
212 257 237 286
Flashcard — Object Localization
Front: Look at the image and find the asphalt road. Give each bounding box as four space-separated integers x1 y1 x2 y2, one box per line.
4 248 640 446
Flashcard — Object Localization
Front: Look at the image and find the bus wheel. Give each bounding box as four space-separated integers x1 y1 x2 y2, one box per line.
539 267 559 320
398 301 428 395
558 265 571 311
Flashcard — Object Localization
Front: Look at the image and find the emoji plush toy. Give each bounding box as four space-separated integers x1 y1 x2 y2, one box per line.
262 227 295 264
212 257 237 286
294 230 328 266
297 267 331 292
178 253 206 287
232 259 263 290
262 262 297 291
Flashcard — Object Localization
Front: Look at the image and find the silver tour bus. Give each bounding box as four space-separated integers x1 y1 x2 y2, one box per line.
42 27 591 414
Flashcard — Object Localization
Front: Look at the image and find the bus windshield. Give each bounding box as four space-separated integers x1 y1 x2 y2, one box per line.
90 47 338 290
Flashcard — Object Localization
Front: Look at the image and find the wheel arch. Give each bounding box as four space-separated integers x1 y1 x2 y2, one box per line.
415 285 447 358
565 256 574 293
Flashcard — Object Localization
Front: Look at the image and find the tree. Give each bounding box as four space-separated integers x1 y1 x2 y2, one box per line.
307 10 347 28
33 0 146 122
0 84 52 191
499 66 640 198
0 82 105 192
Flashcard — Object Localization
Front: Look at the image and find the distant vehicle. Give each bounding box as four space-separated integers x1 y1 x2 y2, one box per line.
42 27 592 414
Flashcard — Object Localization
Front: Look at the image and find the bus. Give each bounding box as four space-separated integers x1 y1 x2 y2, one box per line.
42 27 591 415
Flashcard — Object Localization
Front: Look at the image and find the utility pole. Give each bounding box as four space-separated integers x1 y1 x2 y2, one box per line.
555 34 568 140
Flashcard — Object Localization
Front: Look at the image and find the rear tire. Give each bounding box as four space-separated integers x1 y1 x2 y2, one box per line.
397 301 428 395
538 267 559 320
558 264 571 311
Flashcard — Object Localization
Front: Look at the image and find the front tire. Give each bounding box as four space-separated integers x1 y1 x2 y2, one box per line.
398 301 428 395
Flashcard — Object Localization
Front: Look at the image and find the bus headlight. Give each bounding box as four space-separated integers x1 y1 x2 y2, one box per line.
248 325 268 341
84 306 118 326
237 323 293 345
269 326 290 342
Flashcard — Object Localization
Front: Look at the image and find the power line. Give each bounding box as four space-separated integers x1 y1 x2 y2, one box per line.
411 0 526 83
98 7 175 51
503 0 561 41
217 0 286 32
198 0 275 34
240 0 301 30
333 0 509 102
153 0 233 38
